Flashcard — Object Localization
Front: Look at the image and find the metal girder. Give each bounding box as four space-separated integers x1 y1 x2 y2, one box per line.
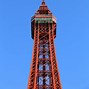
28 0 62 89
28 23 62 89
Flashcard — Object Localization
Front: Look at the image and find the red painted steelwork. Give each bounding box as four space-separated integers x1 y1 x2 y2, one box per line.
28 1 62 89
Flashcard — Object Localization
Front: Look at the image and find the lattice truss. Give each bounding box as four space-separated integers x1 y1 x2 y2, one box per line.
27 0 62 89
28 22 62 89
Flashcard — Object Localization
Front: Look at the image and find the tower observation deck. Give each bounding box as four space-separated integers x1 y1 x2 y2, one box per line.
28 0 62 89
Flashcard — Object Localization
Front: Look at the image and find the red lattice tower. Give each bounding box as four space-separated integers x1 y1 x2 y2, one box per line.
28 0 62 89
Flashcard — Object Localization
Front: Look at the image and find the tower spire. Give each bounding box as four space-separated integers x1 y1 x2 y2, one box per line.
42 0 44 2
42 0 45 5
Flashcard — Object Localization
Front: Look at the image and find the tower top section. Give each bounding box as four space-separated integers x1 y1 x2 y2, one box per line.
31 0 56 39
31 0 56 21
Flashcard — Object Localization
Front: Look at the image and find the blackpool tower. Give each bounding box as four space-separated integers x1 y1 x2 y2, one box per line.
28 0 62 89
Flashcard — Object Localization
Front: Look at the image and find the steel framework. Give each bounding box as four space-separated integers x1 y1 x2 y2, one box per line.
28 0 62 89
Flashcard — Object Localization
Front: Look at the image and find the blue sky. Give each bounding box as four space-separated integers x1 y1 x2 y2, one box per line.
0 0 89 89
